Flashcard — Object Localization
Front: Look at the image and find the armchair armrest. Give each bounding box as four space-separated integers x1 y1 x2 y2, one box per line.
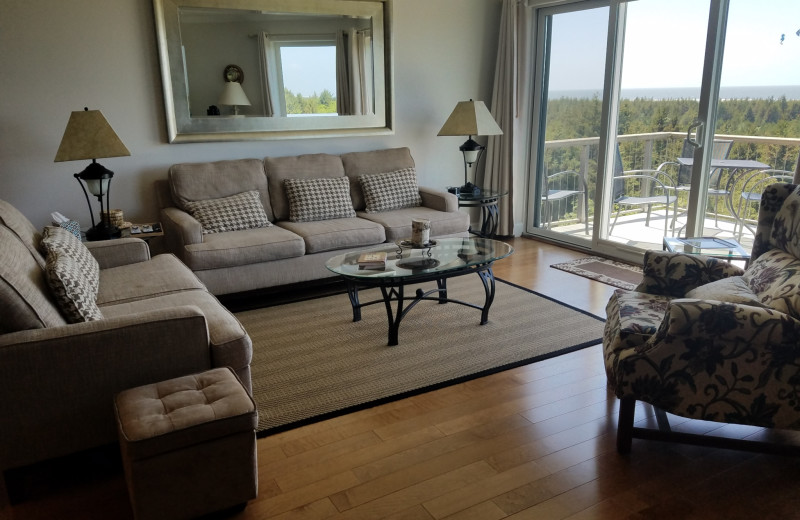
620 300 800 427
86 238 150 269
635 250 745 297
419 186 459 213
160 206 203 261
0 306 212 469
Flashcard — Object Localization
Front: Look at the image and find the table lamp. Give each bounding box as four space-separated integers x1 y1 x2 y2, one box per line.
54 107 130 241
218 81 251 117
438 99 503 195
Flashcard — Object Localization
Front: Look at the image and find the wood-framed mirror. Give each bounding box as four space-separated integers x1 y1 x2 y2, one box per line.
153 0 393 142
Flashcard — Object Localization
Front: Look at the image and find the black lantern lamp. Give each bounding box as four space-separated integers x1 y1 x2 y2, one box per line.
438 99 503 196
54 108 130 241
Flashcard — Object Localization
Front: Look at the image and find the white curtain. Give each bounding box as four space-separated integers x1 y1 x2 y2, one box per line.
356 30 374 114
258 32 276 117
480 0 524 236
336 31 353 115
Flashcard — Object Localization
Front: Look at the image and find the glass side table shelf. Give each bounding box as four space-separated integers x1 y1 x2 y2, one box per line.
662 236 751 268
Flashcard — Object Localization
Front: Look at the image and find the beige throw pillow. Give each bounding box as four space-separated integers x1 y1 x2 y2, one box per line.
284 177 356 222
45 249 103 323
184 190 272 234
359 168 422 213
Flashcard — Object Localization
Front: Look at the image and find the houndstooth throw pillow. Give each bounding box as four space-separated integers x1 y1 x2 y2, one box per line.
284 177 356 222
45 249 103 322
184 190 272 234
41 225 100 295
359 168 422 213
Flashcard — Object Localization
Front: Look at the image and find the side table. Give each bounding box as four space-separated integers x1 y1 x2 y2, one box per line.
663 236 751 268
449 188 508 238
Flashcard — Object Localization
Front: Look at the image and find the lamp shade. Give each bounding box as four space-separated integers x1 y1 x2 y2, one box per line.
437 100 503 137
54 108 130 162
218 81 252 107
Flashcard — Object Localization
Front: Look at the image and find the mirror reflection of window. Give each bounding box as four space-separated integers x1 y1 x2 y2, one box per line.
278 44 337 117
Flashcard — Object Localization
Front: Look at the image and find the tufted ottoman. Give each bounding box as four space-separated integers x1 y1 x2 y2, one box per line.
114 367 258 520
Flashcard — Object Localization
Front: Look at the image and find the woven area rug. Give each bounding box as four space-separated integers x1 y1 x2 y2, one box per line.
550 256 642 290
235 276 605 435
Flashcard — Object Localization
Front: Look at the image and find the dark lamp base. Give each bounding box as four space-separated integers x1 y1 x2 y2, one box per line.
85 224 121 242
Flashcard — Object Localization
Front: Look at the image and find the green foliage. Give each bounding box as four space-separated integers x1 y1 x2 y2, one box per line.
284 88 337 115
542 96 800 225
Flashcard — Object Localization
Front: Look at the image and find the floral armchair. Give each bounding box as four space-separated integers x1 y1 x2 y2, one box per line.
604 182 800 453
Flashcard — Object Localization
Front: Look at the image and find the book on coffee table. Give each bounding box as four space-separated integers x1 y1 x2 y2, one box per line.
357 251 387 270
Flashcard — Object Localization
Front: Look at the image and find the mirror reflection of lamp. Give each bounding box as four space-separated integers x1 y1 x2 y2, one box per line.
218 81 251 117
54 107 130 241
437 99 503 196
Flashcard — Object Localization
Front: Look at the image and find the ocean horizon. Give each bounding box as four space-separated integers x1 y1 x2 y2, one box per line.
550 85 800 101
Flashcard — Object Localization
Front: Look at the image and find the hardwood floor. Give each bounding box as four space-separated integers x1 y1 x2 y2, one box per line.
5 237 800 520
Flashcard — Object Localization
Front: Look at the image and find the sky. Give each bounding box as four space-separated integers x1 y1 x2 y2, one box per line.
548 0 800 92
280 46 337 97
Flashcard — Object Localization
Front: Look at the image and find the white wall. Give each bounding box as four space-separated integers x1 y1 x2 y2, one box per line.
0 0 503 229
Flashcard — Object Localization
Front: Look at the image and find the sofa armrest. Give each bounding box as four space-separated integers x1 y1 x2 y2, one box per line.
419 186 459 213
86 238 151 268
634 250 745 297
0 306 212 470
160 206 203 260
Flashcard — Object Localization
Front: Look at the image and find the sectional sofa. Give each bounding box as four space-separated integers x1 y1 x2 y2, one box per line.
0 200 252 474
155 147 471 295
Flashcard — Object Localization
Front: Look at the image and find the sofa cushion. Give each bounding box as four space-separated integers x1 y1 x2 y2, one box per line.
276 217 386 254
100 290 252 370
183 191 272 235
182 226 305 271
341 147 416 211
685 276 764 307
743 248 800 319
0 225 67 331
360 168 422 213
41 226 100 295
97 254 207 306
45 249 103 323
284 177 356 222
169 159 274 221
0 199 47 269
264 153 345 221
356 206 470 241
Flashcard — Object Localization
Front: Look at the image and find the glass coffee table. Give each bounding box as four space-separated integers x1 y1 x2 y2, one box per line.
663 236 751 267
325 237 514 346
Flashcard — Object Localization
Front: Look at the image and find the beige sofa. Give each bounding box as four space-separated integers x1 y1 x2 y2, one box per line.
155 147 471 295
0 200 252 474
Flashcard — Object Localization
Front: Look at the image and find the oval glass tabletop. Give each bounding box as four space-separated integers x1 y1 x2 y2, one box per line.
325 237 514 279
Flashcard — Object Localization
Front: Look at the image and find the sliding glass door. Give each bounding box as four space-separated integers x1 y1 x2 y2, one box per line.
527 0 800 259
529 2 610 247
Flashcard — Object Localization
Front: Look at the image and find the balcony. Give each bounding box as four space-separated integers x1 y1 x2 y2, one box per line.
541 131 800 253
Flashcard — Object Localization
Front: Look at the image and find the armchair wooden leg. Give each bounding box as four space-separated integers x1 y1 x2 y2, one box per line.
617 395 636 454
653 405 671 432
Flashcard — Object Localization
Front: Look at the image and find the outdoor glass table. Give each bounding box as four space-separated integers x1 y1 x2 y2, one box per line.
674 157 770 228
325 238 514 346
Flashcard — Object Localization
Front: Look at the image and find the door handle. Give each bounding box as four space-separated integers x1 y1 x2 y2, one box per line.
687 119 705 148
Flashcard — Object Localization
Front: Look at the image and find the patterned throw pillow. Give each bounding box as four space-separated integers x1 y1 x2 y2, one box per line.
284 177 356 222
45 249 103 323
359 168 422 213
41 226 100 295
183 190 272 234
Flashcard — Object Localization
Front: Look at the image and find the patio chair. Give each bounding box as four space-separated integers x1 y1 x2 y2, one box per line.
610 147 678 237
661 138 733 230
732 169 795 240
541 170 589 234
